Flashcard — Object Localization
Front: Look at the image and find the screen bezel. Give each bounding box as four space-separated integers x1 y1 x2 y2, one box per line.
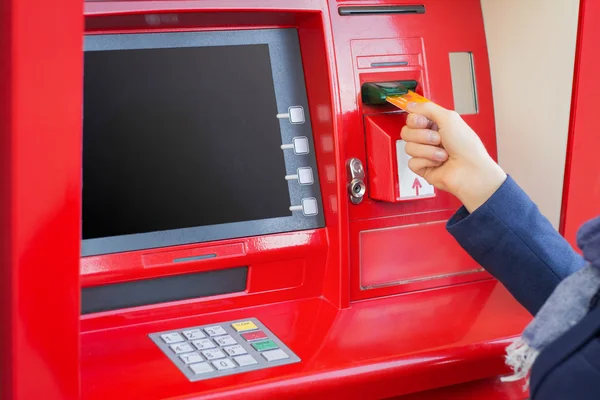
82 29 324 256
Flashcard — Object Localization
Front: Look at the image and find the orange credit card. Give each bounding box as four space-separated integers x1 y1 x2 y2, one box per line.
385 90 431 111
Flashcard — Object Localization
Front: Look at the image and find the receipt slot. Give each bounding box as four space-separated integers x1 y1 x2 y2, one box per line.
365 113 435 202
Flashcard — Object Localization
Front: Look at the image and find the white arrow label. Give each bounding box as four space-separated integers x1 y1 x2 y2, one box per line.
396 140 435 200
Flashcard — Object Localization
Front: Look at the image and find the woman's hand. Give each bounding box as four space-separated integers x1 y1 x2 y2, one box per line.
400 102 507 212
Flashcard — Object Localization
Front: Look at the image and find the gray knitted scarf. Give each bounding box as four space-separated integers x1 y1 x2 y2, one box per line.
501 217 600 387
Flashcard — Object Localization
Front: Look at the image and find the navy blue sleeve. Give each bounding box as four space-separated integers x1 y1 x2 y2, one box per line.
447 176 585 315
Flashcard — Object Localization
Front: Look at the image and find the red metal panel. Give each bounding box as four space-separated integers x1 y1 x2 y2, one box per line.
392 378 528 400
365 113 408 203
560 0 600 247
360 221 482 288
247 259 306 292
80 282 530 400
81 230 327 288
79 3 342 333
0 2 11 397
332 0 497 225
1 0 83 399
350 210 491 300
142 242 245 267
76 2 525 399
323 0 498 300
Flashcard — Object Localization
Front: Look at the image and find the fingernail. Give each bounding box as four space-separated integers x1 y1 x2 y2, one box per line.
406 102 417 111
428 132 440 144
435 150 447 161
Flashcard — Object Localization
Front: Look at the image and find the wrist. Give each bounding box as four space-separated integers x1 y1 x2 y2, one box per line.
455 158 507 213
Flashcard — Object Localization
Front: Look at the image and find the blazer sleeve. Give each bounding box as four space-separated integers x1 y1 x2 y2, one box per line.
447 176 585 315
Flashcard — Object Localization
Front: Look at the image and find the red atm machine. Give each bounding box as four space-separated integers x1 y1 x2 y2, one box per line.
5 0 571 399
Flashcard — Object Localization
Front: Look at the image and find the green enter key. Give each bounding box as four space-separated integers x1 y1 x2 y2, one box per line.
251 340 278 352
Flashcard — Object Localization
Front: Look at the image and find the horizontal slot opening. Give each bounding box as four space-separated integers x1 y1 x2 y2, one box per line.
339 5 425 16
173 253 217 263
371 61 409 68
81 267 248 314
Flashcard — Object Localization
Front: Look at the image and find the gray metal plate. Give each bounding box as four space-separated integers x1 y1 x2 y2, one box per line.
149 318 300 381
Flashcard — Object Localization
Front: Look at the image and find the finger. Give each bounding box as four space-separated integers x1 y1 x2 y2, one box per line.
405 142 448 162
401 127 441 145
406 101 451 124
408 157 443 176
406 113 436 129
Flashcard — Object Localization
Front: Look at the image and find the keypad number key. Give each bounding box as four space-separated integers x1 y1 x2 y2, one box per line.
212 358 236 371
189 362 214 375
169 342 194 354
201 348 226 361
262 349 290 362
233 354 258 367
223 345 247 357
160 332 184 344
215 335 237 347
182 328 206 340
204 326 227 337
179 352 203 365
192 339 216 351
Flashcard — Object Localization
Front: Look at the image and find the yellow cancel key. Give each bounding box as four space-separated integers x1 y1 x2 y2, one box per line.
231 321 258 332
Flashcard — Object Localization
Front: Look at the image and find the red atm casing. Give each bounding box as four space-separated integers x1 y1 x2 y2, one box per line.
2 1 538 399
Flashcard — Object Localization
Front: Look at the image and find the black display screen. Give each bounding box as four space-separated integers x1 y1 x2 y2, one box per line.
82 44 291 240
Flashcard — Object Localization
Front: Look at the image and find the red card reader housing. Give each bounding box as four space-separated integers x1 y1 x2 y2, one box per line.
365 113 407 203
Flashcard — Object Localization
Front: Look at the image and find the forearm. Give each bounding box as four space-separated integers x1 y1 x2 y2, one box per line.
447 176 585 315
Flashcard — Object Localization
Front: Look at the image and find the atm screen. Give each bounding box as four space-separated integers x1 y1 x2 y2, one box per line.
83 45 291 237
82 29 323 256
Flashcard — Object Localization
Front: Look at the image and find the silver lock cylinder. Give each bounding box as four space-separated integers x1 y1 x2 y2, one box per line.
347 158 366 204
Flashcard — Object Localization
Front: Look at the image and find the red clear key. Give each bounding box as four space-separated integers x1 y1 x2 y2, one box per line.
241 330 268 342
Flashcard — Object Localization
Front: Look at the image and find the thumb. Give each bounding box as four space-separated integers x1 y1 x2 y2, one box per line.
406 101 449 125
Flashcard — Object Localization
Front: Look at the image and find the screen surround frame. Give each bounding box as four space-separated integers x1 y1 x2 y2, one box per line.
82 28 324 256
